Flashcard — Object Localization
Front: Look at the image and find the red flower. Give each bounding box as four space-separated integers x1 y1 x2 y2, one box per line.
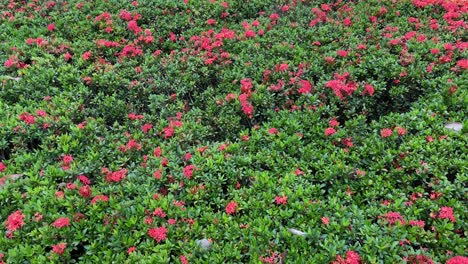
77 175 90 185
79 185 92 198
244 30 255 38
127 247 137 254
380 128 393 138
152 208 166 218
34 212 43 222
180 255 189 264
153 169 162 180
343 17 352 26
183 165 195 179
163 126 174 139
148 226 168 243
337 50 348 57
47 23 56 31
325 127 337 136
409 220 425 228
329 119 339 127
295 168 304 176
55 191 65 199
128 20 142 35
5 210 25 233
62 155 73 165
298 80 312 94
207 19 216 25
268 128 278 135
0 162 6 172
225 201 238 215
105 169 127 183
275 196 288 205
67 186 79 196
439 207 456 222
456 59 468 69
52 243 66 255
51 217 70 228
90 195 109 205
153 147 162 157
321 217 330 225
19 112 35 124
240 100 254 118
332 250 361 264
447 256 468 264
383 211 405 225
82 51 92 60
362 83 375 96
141 123 153 133
396 126 406 136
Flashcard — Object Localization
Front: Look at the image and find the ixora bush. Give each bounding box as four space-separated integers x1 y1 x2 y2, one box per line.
0 0 466 263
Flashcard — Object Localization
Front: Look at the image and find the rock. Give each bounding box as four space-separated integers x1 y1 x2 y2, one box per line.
195 238 211 250
287 228 307 236
444 122 463 132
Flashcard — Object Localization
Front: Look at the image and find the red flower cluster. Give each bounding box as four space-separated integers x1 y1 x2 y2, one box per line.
103 168 128 183
148 226 168 243
438 206 456 222
19 112 35 125
51 217 70 228
383 211 405 225
183 165 195 179
380 128 393 138
5 210 25 234
90 195 109 205
225 201 238 215
275 196 288 205
332 250 361 264
152 208 166 218
447 256 468 264
52 243 67 255
325 72 358 100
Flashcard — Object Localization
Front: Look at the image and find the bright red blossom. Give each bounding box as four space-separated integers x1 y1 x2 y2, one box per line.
127 247 136 254
19 113 35 124
321 217 330 225
380 128 393 138
91 195 109 204
332 250 362 264
180 255 189 264
447 256 468 264
225 201 238 215
275 196 288 205
5 210 25 233
77 175 90 185
438 207 456 222
384 211 405 225
52 243 67 255
47 23 56 31
148 226 168 243
152 208 166 218
51 217 70 228
79 185 92 198
325 127 337 136
183 165 195 179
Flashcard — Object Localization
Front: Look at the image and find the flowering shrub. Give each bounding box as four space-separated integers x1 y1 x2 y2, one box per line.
0 0 466 263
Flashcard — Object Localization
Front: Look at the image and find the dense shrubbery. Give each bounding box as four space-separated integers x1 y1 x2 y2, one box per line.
0 0 467 263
